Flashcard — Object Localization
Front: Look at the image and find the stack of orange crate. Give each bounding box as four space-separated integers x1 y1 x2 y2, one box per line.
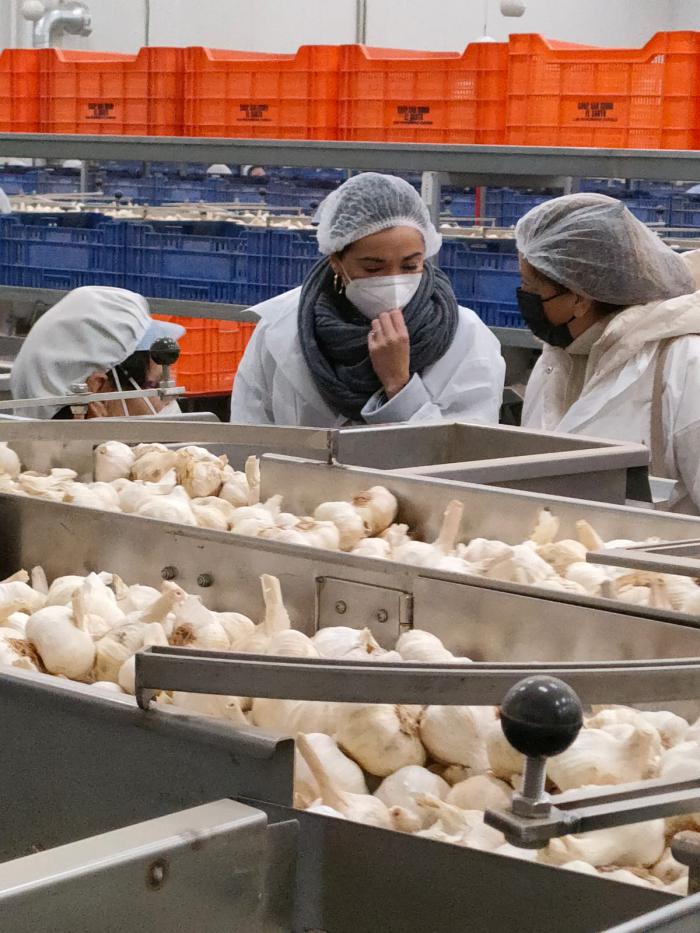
39 47 184 135
337 43 509 144
152 316 257 396
505 32 700 148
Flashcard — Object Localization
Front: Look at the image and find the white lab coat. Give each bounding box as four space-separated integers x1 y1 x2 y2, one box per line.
230 287 505 427
522 286 700 514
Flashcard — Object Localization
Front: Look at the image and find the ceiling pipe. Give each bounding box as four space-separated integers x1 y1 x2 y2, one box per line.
21 1 92 49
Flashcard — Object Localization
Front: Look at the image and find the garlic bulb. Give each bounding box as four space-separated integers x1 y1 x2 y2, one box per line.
576 520 605 551
294 733 368 807
304 802 345 818
446 774 513 811
658 741 700 781
588 706 689 749
296 733 392 829
389 806 423 833
0 626 41 671
169 596 230 652
252 697 339 735
542 819 665 868
537 540 587 575
313 501 366 551
420 705 496 771
115 582 161 614
130 445 177 483
564 562 609 595
0 579 47 621
351 538 391 560
486 719 525 783
190 501 230 532
312 626 381 660
529 509 560 546
94 441 135 482
237 574 291 654
94 621 167 683
136 487 197 526
548 723 661 792
396 629 454 663
336 704 426 777
0 442 20 478
113 475 176 513
415 796 504 851
175 446 228 498
261 518 340 551
80 573 125 628
484 544 556 585
651 847 688 885
266 629 319 658
63 481 122 512
90 680 126 695
30 566 48 596
26 597 95 680
117 622 169 693
4 611 28 635
351 486 398 535
375 766 449 829
167 691 249 724
380 523 411 554
458 538 512 564
216 611 255 648
219 469 250 508
393 500 464 570
191 496 237 529
244 456 261 505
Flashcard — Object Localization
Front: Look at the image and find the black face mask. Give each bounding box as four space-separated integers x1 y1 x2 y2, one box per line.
516 288 576 349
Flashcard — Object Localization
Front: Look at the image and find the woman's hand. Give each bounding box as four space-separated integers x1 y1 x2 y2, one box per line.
368 309 410 399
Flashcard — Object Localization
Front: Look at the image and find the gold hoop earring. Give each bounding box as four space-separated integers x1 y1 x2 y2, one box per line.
333 273 345 295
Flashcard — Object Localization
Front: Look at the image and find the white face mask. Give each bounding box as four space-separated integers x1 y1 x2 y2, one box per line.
344 272 422 320
157 400 183 417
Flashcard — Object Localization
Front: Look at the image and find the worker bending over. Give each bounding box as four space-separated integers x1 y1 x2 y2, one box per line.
11 286 184 419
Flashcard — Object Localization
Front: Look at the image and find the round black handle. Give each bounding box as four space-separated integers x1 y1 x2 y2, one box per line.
500 675 583 759
149 336 180 367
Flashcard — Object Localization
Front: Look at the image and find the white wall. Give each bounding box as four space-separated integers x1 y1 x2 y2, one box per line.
2 0 682 53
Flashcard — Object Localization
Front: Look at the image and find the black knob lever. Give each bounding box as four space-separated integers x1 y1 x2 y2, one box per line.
150 337 181 391
501 676 583 818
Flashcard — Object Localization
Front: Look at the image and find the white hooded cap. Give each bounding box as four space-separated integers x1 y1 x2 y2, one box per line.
314 172 442 257
11 286 185 419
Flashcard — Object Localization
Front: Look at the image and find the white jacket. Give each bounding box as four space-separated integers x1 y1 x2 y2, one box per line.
230 287 505 427
522 286 700 514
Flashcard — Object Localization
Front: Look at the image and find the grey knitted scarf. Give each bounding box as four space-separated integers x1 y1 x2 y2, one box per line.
298 259 459 421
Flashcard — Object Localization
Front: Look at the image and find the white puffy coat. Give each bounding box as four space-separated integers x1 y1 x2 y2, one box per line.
230 287 505 427
522 286 700 514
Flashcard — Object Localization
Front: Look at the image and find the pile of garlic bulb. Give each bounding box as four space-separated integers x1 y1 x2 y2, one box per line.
1 440 699 614
0 560 694 895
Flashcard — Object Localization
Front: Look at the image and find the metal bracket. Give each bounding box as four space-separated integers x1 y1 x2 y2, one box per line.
316 577 412 646
587 538 700 580
486 775 700 849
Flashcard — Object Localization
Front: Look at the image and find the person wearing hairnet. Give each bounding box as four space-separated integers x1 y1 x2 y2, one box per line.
516 192 700 513
230 172 504 426
11 286 185 419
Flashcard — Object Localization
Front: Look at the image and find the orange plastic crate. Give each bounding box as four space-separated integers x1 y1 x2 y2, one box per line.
154 316 256 396
0 49 43 133
506 32 700 149
183 45 340 139
338 43 508 144
40 47 184 135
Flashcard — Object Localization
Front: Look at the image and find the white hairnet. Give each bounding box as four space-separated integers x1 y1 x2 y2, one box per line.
515 193 695 306
11 286 182 419
315 172 442 257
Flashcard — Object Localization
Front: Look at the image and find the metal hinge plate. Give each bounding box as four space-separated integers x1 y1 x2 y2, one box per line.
315 577 413 647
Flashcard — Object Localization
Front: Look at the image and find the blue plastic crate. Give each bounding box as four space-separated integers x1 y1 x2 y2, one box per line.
442 191 476 219
0 170 41 195
34 174 82 195
468 300 523 328
439 238 519 307
127 274 269 305
622 198 671 224
484 190 551 227
267 229 320 295
99 177 162 203
124 222 269 305
669 196 700 228
0 215 126 289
